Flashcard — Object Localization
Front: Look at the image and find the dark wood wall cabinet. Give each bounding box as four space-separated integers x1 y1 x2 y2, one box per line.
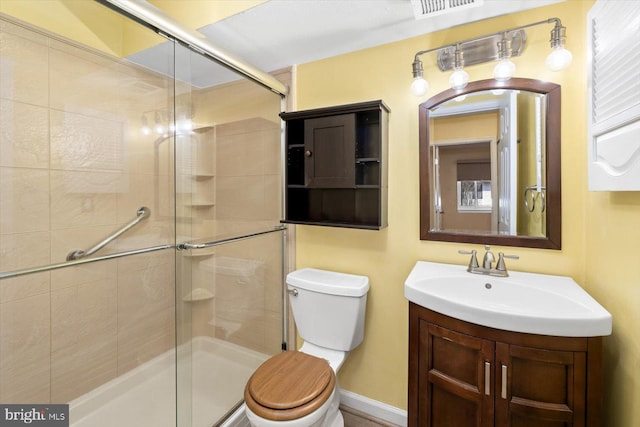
409 302 603 427
280 100 389 229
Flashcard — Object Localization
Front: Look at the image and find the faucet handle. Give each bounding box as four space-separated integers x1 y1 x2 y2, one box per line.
458 249 479 270
496 252 519 272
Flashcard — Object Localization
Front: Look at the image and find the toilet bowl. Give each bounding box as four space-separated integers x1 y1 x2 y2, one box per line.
244 268 369 427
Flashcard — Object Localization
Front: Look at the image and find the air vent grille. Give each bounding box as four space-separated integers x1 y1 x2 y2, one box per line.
410 0 483 19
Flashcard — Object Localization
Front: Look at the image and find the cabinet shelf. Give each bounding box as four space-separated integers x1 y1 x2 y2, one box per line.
281 100 389 229
281 219 381 230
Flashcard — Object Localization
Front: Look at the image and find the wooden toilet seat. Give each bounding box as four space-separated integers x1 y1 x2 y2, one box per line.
244 351 336 421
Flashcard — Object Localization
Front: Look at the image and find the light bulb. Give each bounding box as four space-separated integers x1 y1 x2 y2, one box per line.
177 119 193 134
411 77 429 97
449 68 469 90
546 46 573 71
154 111 165 135
494 59 516 82
140 115 151 136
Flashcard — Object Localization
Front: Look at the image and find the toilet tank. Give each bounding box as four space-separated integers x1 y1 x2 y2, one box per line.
286 268 369 352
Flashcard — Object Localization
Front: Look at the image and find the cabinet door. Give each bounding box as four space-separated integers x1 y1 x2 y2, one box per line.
495 343 586 427
304 114 355 188
420 323 494 427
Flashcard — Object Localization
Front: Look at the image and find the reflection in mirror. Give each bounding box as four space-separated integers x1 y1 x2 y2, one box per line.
419 78 561 249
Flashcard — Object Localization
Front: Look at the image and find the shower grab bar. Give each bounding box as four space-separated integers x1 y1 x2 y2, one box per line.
178 225 287 251
66 207 151 261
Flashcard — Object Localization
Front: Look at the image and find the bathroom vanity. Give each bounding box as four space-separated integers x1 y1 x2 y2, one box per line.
404 261 612 427
408 303 603 427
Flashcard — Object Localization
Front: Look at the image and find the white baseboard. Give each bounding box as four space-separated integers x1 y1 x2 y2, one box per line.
222 391 407 427
339 389 407 427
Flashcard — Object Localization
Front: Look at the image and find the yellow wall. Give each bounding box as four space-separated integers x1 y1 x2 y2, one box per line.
431 111 498 141
296 1 638 426
585 191 640 427
0 0 126 56
0 0 267 57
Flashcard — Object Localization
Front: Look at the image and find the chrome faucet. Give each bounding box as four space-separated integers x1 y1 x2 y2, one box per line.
482 245 495 269
458 245 519 277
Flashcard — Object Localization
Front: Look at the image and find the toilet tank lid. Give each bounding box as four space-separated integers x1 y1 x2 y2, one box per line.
286 268 370 297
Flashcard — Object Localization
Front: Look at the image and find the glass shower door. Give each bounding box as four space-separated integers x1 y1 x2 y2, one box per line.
0 7 179 427
171 43 286 426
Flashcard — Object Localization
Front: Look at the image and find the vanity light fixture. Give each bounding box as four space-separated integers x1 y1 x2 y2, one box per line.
449 44 469 90
141 109 196 138
493 33 516 82
410 17 572 96
411 57 429 97
546 20 573 71
154 111 166 135
140 115 151 136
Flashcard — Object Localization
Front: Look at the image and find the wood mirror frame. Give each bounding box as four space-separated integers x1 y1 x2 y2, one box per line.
419 78 561 249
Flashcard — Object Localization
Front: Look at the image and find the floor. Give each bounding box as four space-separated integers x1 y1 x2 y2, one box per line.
341 406 400 427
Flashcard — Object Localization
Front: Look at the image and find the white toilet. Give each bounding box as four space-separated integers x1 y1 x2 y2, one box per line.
244 267 370 427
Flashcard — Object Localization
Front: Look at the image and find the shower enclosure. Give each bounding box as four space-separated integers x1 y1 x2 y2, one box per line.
0 1 289 426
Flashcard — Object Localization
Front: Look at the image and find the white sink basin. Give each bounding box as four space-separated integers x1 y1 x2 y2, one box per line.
404 261 612 337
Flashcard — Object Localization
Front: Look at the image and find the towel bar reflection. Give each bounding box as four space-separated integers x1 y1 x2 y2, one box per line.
524 186 546 213
66 207 151 261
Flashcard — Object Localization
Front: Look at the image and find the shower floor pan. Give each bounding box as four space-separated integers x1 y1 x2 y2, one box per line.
69 336 268 427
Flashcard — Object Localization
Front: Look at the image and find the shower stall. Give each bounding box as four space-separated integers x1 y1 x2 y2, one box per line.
0 1 290 426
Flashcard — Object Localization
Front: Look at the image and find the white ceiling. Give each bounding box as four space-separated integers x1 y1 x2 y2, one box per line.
127 0 564 88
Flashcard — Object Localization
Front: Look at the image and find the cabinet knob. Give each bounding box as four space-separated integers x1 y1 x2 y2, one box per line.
304 150 313 157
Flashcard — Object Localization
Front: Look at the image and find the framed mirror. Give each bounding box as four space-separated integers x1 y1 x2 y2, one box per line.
419 78 561 249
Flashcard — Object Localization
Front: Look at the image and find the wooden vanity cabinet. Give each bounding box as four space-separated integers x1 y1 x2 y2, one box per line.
409 303 603 427
280 100 389 229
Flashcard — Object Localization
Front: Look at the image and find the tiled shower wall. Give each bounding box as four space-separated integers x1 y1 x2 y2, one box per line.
186 115 283 355
183 67 286 356
0 15 288 407
0 19 176 403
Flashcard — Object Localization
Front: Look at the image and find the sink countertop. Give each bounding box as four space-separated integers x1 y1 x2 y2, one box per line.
404 261 612 337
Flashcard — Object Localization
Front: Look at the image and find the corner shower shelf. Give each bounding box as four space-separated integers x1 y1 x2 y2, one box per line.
187 201 215 207
182 249 216 258
183 288 215 302
193 174 215 180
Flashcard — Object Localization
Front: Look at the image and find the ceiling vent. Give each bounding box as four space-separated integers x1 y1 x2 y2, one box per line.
411 0 484 19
